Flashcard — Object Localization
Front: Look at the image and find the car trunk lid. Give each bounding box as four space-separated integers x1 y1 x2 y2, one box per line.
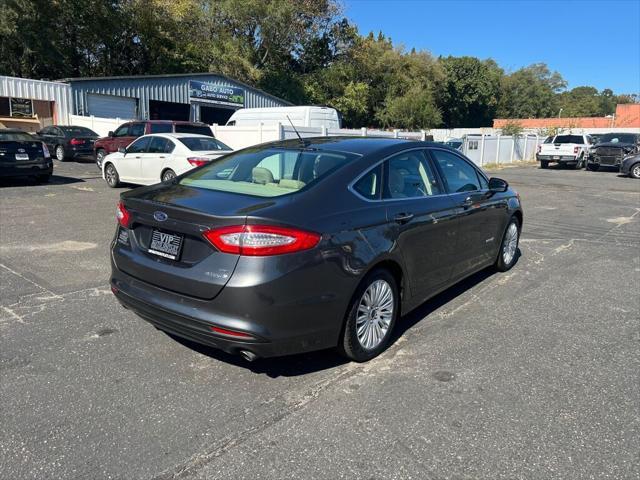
0 140 45 164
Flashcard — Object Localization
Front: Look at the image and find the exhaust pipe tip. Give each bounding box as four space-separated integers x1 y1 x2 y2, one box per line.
239 350 258 362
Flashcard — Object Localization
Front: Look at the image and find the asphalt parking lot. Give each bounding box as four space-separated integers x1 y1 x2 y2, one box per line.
1 159 639 479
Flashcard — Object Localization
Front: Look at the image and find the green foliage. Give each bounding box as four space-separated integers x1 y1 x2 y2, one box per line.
0 0 636 129
501 121 524 136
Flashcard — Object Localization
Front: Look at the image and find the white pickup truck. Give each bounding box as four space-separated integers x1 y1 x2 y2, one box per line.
536 134 593 169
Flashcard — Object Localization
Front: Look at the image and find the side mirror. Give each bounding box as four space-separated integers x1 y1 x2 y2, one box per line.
118 147 126 154
108 131 115 137
489 177 508 193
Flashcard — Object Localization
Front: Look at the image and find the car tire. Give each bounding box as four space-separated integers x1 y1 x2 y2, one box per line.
495 216 520 272
55 145 66 162
338 269 399 362
105 163 120 188
630 163 640 179
36 174 51 183
161 169 176 182
586 163 599 171
540 161 549 169
96 149 106 169
574 155 584 169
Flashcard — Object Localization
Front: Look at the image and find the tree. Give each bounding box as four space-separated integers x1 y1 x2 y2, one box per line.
437 56 503 128
376 84 441 130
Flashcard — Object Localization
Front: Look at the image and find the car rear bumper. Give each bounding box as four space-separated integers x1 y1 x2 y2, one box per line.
537 154 577 163
69 146 95 158
110 248 350 358
0 161 53 177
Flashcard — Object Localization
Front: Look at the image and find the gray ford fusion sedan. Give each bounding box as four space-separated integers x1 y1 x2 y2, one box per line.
111 137 523 362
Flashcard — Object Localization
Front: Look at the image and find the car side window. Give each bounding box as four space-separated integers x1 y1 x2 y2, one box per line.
127 136 151 154
353 164 382 200
114 125 129 137
129 123 146 137
40 127 52 135
149 123 172 134
477 172 489 190
164 139 175 153
148 137 168 154
383 150 442 199
431 149 480 193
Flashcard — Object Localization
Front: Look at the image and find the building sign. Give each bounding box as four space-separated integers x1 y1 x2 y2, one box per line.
189 81 245 107
10 98 34 118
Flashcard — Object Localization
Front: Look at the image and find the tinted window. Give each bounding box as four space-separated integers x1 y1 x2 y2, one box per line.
114 125 129 137
353 164 382 200
149 123 173 134
553 135 584 144
383 150 442 199
477 172 489 190
129 123 146 137
127 136 151 153
178 137 231 151
598 133 638 144
431 150 480 193
60 126 97 136
174 124 212 136
148 137 168 154
180 147 358 197
164 139 175 153
39 127 53 135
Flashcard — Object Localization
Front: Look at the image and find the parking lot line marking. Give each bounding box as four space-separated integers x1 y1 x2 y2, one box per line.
0 263 62 301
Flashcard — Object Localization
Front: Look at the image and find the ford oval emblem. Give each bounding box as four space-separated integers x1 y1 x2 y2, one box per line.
154 211 168 222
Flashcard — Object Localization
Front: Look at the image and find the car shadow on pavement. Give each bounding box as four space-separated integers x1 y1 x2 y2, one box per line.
0 175 86 187
167 250 521 378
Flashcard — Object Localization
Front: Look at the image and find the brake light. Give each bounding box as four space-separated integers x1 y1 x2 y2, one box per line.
187 157 210 167
537 145 541 154
574 146 579 154
116 201 131 228
203 225 321 256
69 138 84 145
210 326 254 338
42 143 50 158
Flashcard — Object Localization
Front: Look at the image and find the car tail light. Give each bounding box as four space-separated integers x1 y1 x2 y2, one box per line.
573 146 579 154
116 201 131 228
69 138 84 145
187 157 210 167
203 225 321 256
42 143 50 158
537 145 541 154
210 326 254 338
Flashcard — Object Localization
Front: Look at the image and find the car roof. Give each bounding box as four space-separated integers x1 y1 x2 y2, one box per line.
142 133 212 139
267 136 433 155
0 128 29 133
141 120 207 125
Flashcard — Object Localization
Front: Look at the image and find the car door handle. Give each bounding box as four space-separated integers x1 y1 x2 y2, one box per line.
393 213 414 224
159 156 165 159
134 156 141 159
461 197 474 207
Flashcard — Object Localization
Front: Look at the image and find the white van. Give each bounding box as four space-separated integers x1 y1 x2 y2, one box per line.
226 106 341 129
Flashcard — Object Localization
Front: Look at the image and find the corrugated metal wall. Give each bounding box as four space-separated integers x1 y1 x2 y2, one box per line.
0 75 72 124
69 74 290 120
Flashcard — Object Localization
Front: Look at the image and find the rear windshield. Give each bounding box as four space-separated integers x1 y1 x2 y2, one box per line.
178 137 231 151
554 135 584 144
180 147 359 197
598 133 638 144
61 126 97 136
0 131 35 142
174 124 212 136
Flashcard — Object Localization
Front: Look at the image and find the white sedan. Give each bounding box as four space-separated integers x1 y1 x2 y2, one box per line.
102 133 233 187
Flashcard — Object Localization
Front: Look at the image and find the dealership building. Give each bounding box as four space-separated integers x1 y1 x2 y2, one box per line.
0 73 291 131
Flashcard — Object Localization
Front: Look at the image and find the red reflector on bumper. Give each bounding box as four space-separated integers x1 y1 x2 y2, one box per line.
210 326 253 338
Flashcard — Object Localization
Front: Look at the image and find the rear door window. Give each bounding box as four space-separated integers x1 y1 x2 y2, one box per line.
383 150 443 199
148 137 168 154
431 149 480 193
129 123 146 137
149 123 173 134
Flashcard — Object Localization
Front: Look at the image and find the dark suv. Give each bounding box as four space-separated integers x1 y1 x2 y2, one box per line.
587 132 640 171
94 121 213 168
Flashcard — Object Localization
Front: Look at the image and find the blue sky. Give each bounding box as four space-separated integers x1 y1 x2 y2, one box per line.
344 0 640 94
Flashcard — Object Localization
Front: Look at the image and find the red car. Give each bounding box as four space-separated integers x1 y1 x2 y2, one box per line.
94 120 213 168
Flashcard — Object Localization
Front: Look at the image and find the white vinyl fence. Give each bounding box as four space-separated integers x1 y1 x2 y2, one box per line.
463 134 540 165
70 114 133 137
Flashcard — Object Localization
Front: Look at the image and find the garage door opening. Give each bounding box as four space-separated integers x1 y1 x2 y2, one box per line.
199 105 235 125
149 100 190 121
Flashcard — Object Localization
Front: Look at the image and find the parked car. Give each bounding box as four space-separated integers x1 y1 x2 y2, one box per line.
37 125 99 161
586 132 640 171
94 121 214 169
620 152 640 179
0 128 53 183
536 134 593 169
443 138 463 150
102 133 232 187
226 106 341 129
110 137 523 362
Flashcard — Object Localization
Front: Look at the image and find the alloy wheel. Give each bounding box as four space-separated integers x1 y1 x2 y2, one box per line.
632 164 640 179
162 170 176 182
502 222 518 265
56 146 65 161
105 165 117 187
356 279 394 350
